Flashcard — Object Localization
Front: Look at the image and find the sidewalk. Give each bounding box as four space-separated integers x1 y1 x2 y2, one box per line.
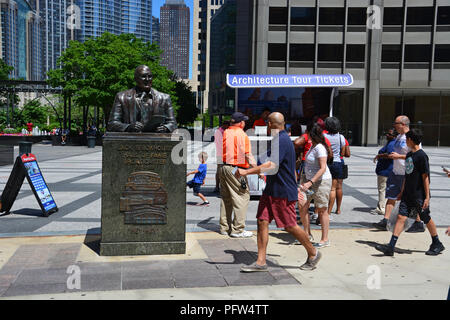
0 144 449 300
0 227 448 300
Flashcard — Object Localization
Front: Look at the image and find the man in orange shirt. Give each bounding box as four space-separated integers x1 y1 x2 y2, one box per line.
220 112 257 238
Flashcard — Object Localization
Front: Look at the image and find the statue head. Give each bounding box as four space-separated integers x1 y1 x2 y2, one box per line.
134 65 153 92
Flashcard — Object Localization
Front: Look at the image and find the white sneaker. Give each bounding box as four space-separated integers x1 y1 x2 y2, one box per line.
230 230 253 238
219 231 229 236
370 209 384 215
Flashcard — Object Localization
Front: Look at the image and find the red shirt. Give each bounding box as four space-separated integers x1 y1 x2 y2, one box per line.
26 123 33 132
252 118 266 128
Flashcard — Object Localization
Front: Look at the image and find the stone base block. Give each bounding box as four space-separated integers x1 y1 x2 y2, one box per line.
100 241 186 256
100 132 186 256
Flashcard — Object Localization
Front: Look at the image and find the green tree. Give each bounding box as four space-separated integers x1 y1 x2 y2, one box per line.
0 59 16 107
20 100 49 126
174 79 198 125
0 58 13 80
47 33 183 121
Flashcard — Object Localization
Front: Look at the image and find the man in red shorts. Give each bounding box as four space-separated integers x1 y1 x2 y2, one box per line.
236 112 322 272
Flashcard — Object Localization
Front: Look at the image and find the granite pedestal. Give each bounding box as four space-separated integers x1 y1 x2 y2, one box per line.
100 132 186 256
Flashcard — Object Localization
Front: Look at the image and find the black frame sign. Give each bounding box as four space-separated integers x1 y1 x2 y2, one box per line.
0 153 58 217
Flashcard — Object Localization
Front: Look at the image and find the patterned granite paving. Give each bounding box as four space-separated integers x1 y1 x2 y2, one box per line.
0 239 299 297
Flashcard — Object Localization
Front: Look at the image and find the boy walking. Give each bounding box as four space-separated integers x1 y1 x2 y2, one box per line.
376 129 445 256
187 152 210 206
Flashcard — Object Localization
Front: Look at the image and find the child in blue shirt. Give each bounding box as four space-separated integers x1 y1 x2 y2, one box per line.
187 152 209 205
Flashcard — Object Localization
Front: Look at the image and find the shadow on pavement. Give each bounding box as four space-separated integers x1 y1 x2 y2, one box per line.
349 221 387 230
83 232 101 255
352 207 375 213
4 209 45 218
196 217 220 232
355 240 426 255
269 231 297 245
205 249 280 267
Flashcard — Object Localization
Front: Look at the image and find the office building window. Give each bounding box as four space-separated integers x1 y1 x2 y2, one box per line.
290 44 315 61
347 7 366 25
290 7 316 25
437 6 450 24
346 44 365 62
407 7 434 25
318 44 343 61
404 45 431 62
383 7 404 25
435 45 450 62
319 8 345 25
269 7 288 25
268 43 287 61
382 45 402 62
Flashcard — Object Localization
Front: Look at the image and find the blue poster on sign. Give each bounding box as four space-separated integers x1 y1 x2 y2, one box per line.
227 74 354 88
24 161 57 212
21 154 58 215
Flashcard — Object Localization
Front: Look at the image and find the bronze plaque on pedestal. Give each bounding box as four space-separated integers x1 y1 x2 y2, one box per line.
119 171 168 225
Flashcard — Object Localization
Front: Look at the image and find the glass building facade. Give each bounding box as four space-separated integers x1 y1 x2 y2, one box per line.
0 0 42 80
152 15 159 45
121 0 152 43
1 0 18 78
75 0 121 42
75 0 152 43
39 0 70 78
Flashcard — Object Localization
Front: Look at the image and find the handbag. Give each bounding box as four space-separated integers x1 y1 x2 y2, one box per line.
339 134 349 179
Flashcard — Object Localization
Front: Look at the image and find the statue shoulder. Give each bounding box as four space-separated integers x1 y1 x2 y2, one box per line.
152 88 171 100
116 88 135 99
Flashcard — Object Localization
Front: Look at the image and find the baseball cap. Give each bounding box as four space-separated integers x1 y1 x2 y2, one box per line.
231 112 249 123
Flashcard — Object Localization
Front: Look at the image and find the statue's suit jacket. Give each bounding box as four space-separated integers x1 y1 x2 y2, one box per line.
107 87 177 133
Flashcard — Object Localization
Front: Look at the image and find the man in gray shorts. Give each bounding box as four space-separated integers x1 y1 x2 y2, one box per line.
375 115 425 232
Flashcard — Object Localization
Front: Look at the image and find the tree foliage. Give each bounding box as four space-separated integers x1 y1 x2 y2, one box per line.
174 79 198 125
47 33 186 121
20 100 49 125
0 58 13 80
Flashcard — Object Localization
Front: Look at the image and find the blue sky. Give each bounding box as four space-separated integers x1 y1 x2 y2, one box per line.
153 0 194 79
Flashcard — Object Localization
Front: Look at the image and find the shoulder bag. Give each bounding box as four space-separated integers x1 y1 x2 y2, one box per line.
340 134 349 179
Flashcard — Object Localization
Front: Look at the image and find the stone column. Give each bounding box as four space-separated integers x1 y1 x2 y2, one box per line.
365 1 383 146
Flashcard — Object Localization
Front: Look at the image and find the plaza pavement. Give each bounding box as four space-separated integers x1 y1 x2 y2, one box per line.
0 142 448 299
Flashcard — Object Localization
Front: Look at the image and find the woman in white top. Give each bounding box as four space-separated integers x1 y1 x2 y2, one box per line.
324 117 350 216
299 124 333 248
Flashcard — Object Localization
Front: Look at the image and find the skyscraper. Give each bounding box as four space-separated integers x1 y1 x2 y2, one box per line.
160 0 190 79
75 0 152 43
152 16 160 45
192 0 224 112
26 2 42 80
39 0 70 78
121 0 152 43
75 0 122 42
0 0 42 80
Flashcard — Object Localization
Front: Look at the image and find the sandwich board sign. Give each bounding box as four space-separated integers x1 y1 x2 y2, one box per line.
0 153 58 217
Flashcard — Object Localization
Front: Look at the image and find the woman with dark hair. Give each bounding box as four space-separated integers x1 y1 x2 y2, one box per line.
324 117 351 216
298 124 333 248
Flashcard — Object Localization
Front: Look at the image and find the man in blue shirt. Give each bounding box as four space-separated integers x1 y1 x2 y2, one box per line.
371 129 397 215
236 112 321 272
187 152 209 206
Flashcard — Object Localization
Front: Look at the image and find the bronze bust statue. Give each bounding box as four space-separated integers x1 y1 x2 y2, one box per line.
107 65 177 133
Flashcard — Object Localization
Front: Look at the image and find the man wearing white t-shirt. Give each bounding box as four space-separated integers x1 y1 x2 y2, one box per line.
375 115 425 232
